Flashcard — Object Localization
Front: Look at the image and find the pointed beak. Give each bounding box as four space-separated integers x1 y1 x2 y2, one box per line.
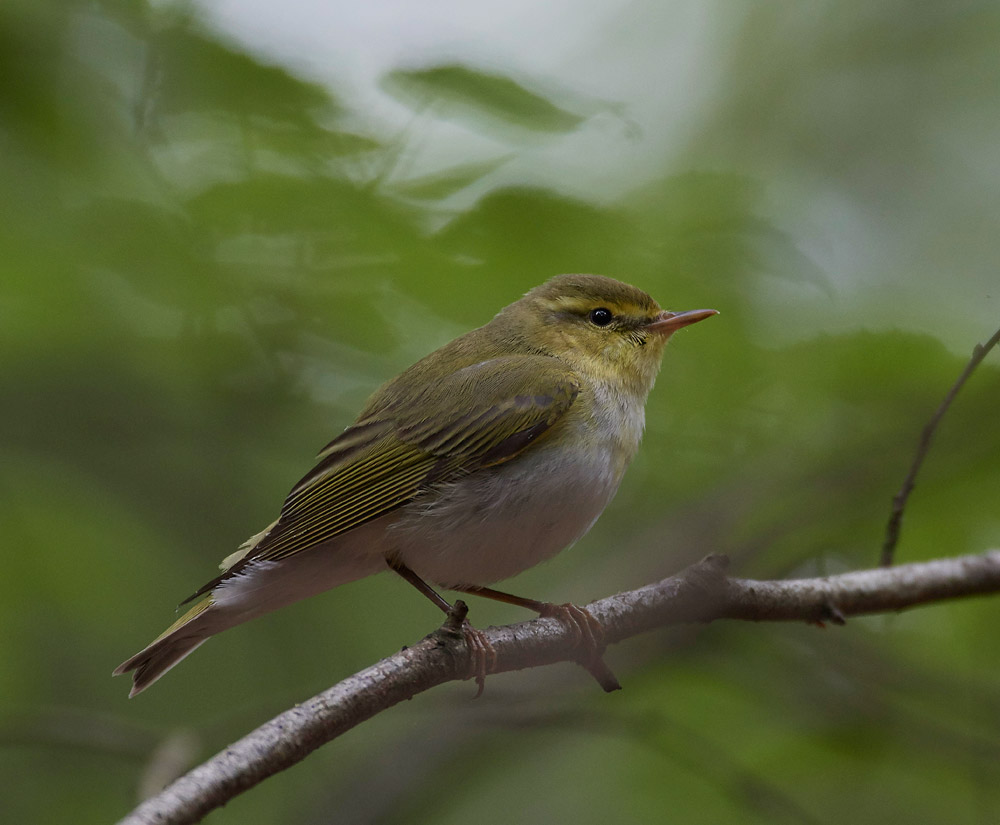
645 308 719 336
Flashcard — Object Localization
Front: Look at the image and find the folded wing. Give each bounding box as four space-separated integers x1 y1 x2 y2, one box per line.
184 355 578 601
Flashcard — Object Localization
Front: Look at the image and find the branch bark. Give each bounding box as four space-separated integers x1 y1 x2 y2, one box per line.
118 550 1000 825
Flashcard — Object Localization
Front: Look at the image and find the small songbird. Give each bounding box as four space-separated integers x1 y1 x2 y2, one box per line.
114 274 717 696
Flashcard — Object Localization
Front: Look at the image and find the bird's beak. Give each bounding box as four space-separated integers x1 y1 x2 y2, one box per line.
645 308 719 336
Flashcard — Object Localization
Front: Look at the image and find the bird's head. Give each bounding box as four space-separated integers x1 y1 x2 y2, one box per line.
495 274 718 396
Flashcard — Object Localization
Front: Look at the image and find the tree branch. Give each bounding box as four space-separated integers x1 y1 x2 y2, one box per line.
118 550 1000 825
881 325 1000 566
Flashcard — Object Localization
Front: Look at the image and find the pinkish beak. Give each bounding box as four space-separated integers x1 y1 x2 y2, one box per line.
645 308 719 336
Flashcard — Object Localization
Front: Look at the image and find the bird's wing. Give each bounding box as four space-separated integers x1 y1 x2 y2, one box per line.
187 356 578 597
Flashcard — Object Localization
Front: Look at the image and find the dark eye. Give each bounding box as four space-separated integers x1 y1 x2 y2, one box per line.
589 307 614 327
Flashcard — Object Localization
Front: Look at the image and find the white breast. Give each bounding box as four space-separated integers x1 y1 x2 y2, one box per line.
389 423 628 589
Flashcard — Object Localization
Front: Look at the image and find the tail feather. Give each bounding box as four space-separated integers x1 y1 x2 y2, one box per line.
113 597 216 697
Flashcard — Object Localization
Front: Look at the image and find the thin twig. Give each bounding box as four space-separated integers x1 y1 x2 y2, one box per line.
118 550 1000 825
881 326 1000 566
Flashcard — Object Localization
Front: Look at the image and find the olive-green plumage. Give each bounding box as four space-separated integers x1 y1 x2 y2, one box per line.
114 274 717 696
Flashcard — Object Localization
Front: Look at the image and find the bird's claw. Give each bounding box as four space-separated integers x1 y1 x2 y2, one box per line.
461 622 496 697
538 602 621 692
442 601 496 696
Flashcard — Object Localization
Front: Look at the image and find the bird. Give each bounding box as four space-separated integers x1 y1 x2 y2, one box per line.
114 274 717 696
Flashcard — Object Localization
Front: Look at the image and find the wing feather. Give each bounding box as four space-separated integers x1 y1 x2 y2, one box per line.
202 355 579 587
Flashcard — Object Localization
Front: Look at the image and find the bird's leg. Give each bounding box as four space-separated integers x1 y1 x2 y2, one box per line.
386 558 495 695
453 585 621 692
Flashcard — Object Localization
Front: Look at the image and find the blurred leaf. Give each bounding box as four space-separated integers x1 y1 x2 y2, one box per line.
389 155 512 201
436 186 635 274
152 23 338 125
185 173 415 240
250 120 382 160
382 64 586 135
69 198 217 298
744 219 831 294
632 172 830 293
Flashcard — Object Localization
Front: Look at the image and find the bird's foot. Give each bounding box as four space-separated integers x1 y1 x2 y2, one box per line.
442 600 496 697
537 602 621 692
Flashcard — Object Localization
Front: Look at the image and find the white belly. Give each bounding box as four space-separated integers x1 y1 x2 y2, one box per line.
212 441 622 622
388 440 623 587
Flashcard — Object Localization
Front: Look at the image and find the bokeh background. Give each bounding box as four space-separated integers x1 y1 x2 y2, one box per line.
3 1 1000 823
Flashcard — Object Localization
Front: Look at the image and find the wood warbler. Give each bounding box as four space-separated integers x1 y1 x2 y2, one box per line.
114 274 717 696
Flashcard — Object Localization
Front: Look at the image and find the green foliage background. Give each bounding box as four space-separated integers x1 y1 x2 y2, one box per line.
2 1 999 823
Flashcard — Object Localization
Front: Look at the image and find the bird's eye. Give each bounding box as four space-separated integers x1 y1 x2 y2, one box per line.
589 307 614 327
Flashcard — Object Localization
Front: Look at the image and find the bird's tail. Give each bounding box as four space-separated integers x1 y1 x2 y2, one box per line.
113 597 218 697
